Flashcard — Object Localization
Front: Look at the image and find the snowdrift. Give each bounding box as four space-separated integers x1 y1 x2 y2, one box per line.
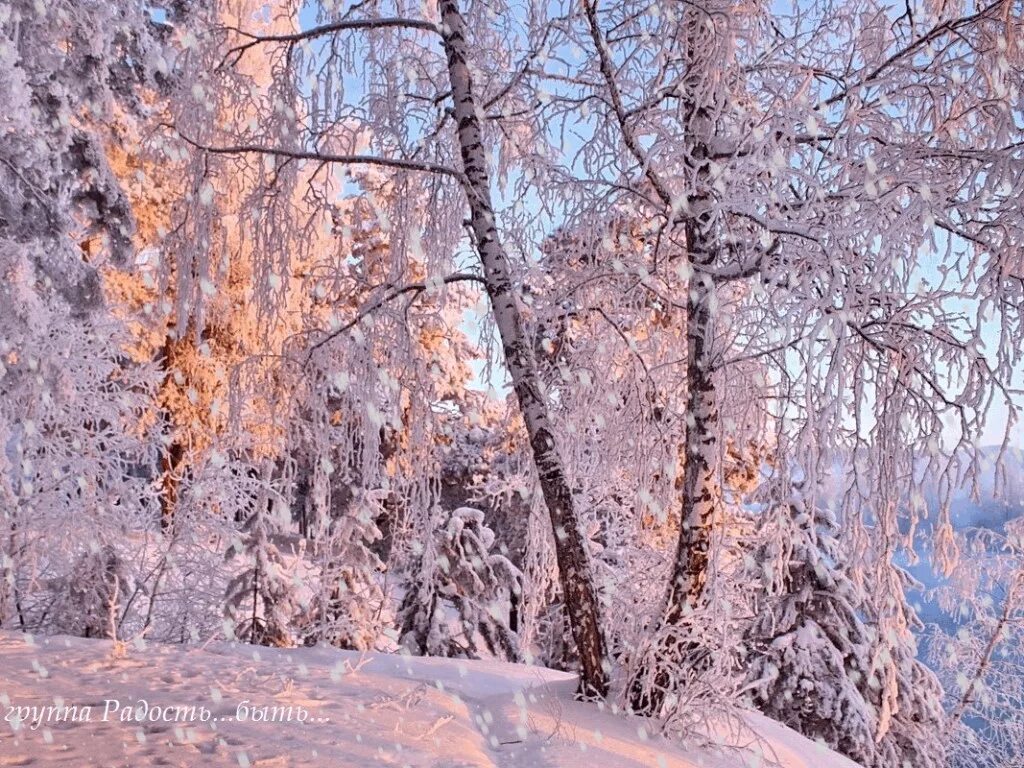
0 632 859 767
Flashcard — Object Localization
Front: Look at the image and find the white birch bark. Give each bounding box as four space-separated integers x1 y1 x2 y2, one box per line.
438 0 608 697
627 4 724 713
667 4 722 625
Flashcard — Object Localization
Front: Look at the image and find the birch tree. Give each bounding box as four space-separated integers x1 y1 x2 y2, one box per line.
169 0 610 694
548 0 1024 713
927 526 1024 767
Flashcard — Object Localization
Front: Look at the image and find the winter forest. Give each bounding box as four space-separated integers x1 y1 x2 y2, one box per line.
1 0 1023 766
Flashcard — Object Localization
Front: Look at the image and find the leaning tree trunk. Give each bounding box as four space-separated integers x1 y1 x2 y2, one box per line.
438 0 608 697
629 5 722 715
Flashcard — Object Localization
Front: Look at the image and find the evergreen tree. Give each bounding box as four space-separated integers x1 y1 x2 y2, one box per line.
58 544 131 640
224 466 295 646
301 488 386 651
745 486 946 768
400 507 522 661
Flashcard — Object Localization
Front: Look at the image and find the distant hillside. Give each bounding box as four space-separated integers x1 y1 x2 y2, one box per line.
942 446 1024 531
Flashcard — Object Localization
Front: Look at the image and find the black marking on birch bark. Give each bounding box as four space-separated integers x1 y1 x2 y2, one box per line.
439 0 608 698
628 6 726 714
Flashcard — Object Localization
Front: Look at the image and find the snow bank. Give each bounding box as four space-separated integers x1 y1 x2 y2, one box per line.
0 632 859 767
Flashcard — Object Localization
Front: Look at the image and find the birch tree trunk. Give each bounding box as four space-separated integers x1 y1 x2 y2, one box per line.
438 0 608 697
629 4 722 714
668 256 718 618
628 239 720 715
665 22 721 626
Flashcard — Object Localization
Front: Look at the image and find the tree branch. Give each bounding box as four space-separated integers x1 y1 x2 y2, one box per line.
821 0 1009 108
220 17 440 67
305 273 485 360
582 0 675 209
170 128 465 183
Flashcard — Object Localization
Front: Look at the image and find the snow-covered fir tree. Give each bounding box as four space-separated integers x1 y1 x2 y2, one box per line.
745 483 945 768
56 544 132 641
300 488 387 651
400 507 522 662
224 464 296 646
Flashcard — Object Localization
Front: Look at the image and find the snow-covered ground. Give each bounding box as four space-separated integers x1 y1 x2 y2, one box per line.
0 632 857 767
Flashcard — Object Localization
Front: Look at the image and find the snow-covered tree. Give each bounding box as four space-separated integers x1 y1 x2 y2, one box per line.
927 525 1024 767
56 544 132 641
0 0 177 635
300 488 387 650
169 0 611 694
399 506 522 661
224 463 296 646
555 0 1024 712
745 482 945 768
